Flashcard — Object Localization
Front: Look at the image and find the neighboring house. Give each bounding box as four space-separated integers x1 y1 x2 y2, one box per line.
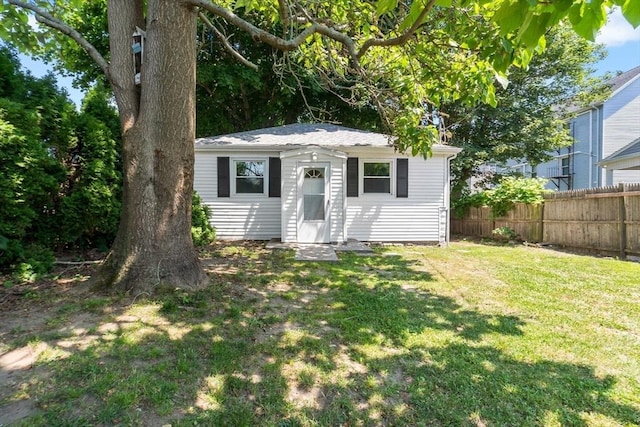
194 123 461 244
598 136 640 178
534 66 640 190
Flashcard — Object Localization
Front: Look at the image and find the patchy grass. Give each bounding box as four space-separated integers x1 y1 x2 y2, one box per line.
1 241 639 426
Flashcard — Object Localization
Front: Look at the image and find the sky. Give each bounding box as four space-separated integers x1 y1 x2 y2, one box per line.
16 7 640 108
594 8 640 75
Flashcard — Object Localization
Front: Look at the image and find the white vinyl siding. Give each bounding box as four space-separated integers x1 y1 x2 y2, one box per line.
194 150 281 240
346 155 446 242
281 156 298 242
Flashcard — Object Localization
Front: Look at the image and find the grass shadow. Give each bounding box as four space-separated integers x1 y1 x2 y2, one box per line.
1 242 638 425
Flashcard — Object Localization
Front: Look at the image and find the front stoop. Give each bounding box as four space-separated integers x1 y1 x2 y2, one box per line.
294 244 339 261
266 238 373 261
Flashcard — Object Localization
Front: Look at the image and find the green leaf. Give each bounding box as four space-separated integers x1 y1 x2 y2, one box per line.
234 0 254 11
435 0 452 7
568 2 606 40
552 0 574 13
399 0 428 32
622 0 640 27
517 12 552 48
376 0 398 16
492 1 528 35
495 72 509 90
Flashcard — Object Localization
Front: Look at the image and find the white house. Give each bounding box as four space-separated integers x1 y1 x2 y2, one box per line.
194 123 461 244
534 66 640 190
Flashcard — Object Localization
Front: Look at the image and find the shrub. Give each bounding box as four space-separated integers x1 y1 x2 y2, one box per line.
486 176 550 217
191 191 216 246
452 190 490 218
13 244 55 282
492 226 519 241
452 176 550 218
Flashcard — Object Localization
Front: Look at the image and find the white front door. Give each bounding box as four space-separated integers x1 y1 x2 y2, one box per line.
297 164 330 243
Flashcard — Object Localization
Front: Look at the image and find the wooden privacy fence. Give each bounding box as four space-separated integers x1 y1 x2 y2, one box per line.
451 183 640 258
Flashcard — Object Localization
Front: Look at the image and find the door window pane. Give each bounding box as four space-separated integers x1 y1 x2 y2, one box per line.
303 167 325 220
304 195 324 220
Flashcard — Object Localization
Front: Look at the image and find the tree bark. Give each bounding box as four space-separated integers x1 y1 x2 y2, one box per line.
99 0 208 293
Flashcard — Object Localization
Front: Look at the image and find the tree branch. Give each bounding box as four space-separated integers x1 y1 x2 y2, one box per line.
6 0 110 79
357 0 437 57
278 0 290 27
187 0 437 64
198 12 258 70
187 0 360 61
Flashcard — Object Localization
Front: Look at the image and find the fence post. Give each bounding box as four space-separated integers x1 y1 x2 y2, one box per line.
619 183 627 259
538 202 544 243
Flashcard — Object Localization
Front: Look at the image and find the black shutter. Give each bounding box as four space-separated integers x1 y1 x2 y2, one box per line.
217 157 230 198
396 158 408 198
347 157 359 197
269 157 281 197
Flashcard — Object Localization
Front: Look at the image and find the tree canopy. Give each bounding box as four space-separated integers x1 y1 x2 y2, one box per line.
4 0 638 153
446 24 610 197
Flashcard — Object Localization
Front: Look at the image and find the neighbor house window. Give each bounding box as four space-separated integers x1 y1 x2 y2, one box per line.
561 157 570 176
234 160 265 194
363 161 391 194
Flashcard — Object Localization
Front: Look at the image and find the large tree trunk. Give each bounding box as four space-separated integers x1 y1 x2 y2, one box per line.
100 0 208 293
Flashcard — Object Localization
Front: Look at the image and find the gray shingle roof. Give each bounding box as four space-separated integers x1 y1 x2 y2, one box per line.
195 123 393 148
564 66 640 114
601 137 640 162
610 66 640 94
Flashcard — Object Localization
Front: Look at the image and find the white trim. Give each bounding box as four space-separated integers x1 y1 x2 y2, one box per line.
360 158 394 196
280 145 347 160
342 158 348 242
231 157 268 197
445 153 458 245
296 162 332 243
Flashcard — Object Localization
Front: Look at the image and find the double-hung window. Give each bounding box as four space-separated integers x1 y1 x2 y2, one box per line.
234 160 265 194
363 161 392 194
561 157 570 176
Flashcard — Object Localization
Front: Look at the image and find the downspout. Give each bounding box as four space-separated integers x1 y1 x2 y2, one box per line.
445 152 459 246
342 157 347 243
596 105 603 186
589 109 593 188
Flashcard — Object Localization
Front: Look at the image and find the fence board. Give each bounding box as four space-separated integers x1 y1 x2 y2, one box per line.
451 183 640 257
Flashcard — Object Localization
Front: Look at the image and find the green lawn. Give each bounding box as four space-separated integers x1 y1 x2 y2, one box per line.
1 241 639 426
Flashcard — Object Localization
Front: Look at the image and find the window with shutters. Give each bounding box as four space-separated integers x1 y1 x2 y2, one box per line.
362 161 392 194
233 159 266 194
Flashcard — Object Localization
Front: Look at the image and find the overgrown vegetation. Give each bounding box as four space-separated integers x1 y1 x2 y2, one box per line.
0 45 121 278
1 241 638 425
0 46 217 279
453 176 550 218
191 192 216 247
